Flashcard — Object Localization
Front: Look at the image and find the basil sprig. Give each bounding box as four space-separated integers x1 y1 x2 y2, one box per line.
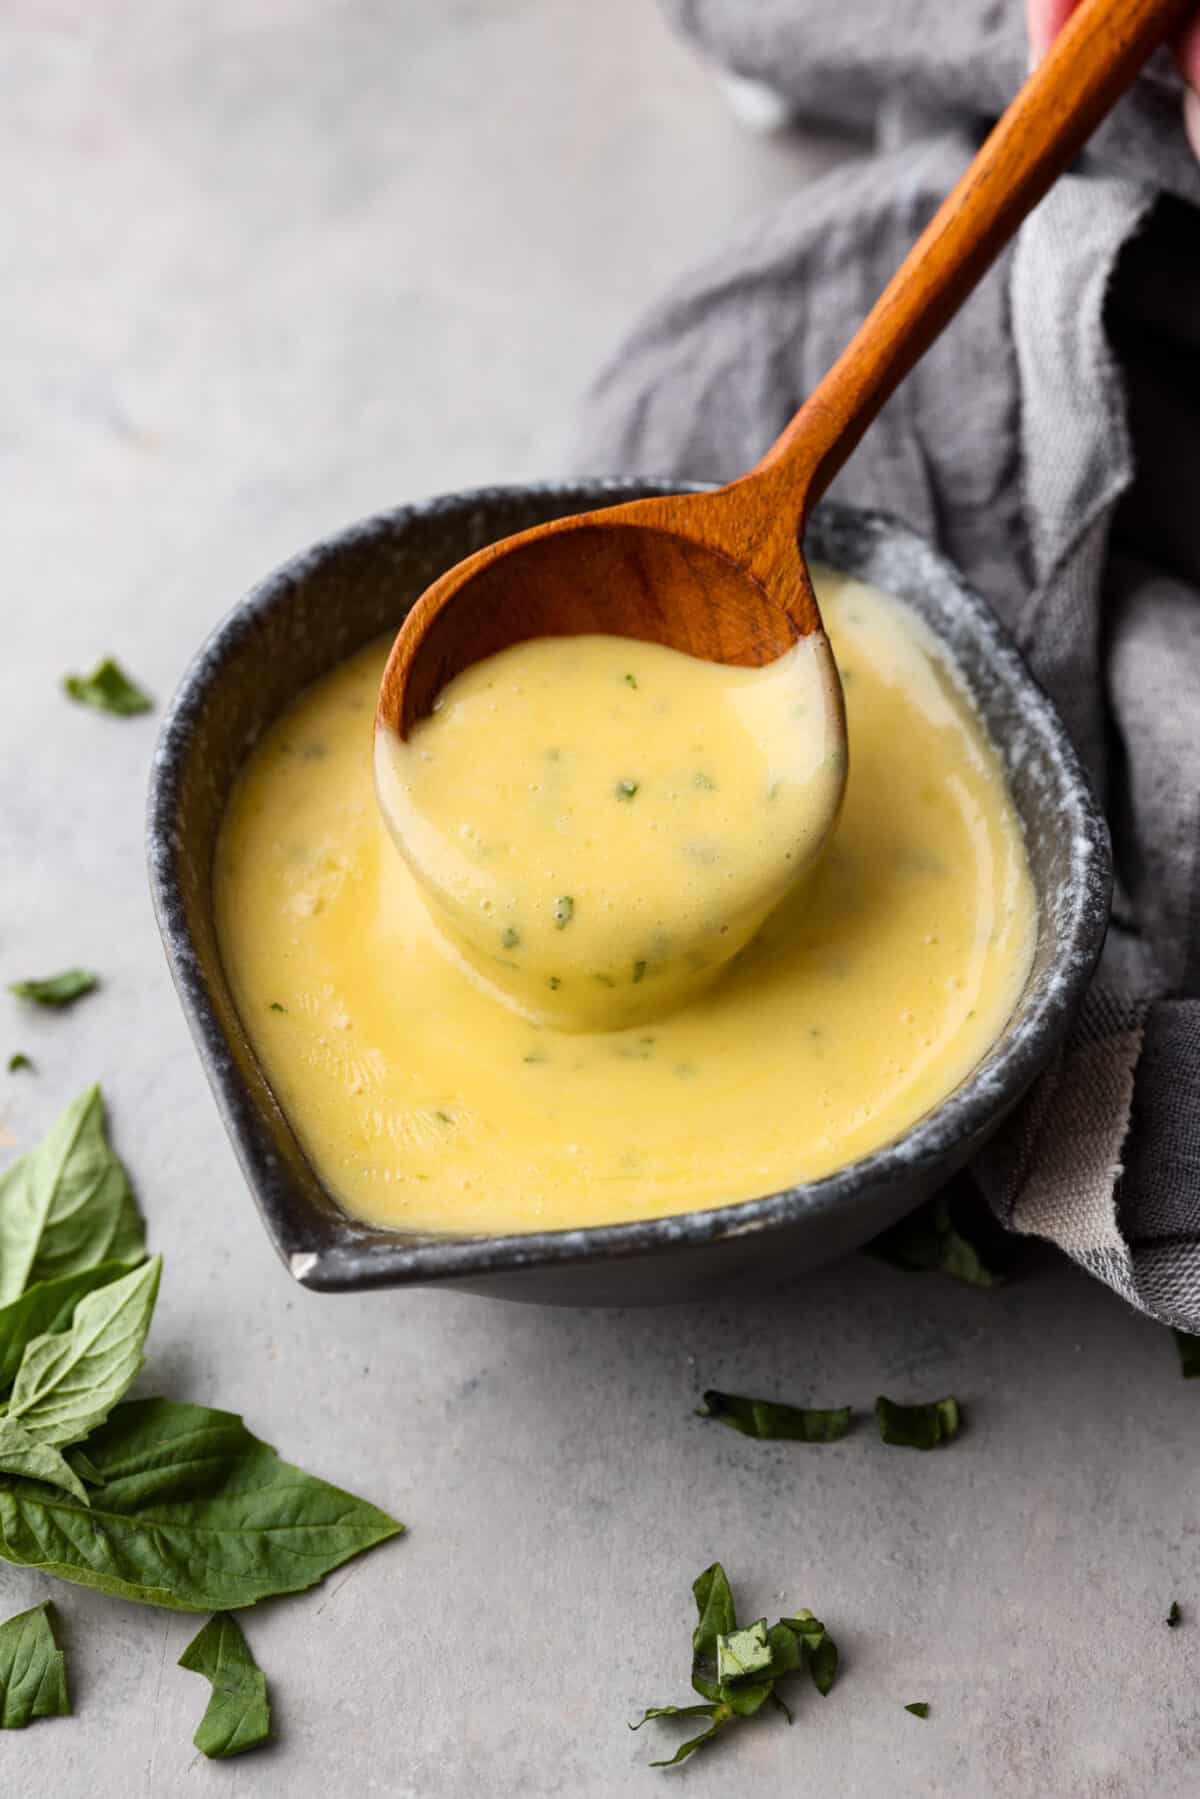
631 1563 838 1767
179 1612 271 1757
0 1601 69 1729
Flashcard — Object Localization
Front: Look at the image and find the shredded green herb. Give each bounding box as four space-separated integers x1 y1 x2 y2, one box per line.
547 976 561 991
8 970 98 1009
501 927 521 950
268 1002 287 1014
63 658 153 717
692 772 716 790
554 896 574 930
6 1054 32 1074
875 1395 961 1450
867 1188 1016 1287
698 1390 853 1443
633 960 647 984
624 673 638 689
1167 1601 1182 1628
615 780 640 801
905 1702 930 1719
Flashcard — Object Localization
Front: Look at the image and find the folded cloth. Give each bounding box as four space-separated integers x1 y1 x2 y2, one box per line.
568 0 1200 1326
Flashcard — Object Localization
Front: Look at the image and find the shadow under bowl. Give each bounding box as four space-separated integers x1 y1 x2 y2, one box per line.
147 482 1111 1305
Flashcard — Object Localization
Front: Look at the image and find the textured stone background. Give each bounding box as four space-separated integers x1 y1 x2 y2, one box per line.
3 2 1198 1793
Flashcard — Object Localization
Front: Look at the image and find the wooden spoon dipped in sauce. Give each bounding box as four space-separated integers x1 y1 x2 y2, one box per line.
378 0 1187 1029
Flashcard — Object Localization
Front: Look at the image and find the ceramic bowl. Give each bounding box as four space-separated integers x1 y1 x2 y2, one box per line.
147 482 1110 1305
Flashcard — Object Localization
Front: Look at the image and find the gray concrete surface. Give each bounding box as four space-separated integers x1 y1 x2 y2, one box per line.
3 2 1199 1793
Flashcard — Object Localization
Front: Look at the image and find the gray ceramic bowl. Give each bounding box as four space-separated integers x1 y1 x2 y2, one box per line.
148 481 1110 1305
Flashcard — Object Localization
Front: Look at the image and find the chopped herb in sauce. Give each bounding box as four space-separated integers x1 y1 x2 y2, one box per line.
698 1391 852 1443
434 1109 454 1125
633 960 647 984
593 972 616 988
553 896 574 930
501 927 521 950
875 1394 961 1450
522 1051 549 1065
268 1002 287 1014
547 976 561 991
692 772 716 790
615 779 639 801
623 673 638 689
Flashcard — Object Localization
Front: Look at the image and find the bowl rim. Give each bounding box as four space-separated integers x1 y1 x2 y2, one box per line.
147 479 1111 1291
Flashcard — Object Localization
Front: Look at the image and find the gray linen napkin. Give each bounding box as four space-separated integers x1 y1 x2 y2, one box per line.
569 1 1200 1327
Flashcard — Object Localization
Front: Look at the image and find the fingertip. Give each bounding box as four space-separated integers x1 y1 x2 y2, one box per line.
1185 85 1200 165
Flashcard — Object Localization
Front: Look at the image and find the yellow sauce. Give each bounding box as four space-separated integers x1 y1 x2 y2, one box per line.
374 631 844 1029
214 568 1036 1235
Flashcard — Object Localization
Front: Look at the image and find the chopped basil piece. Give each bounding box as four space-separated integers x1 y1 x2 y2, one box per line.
501 927 521 950
63 657 153 717
867 1187 1015 1286
8 970 98 1009
7 1054 32 1074
623 673 638 689
875 1394 961 1450
633 1563 839 1769
699 1390 852 1442
633 960 647 984
905 1702 930 1719
268 1002 287 1013
179 1613 271 1758
692 771 716 790
0 1601 69 1728
1172 1329 1200 1378
547 976 561 991
1168 1601 1182 1628
553 896 574 930
615 779 639 801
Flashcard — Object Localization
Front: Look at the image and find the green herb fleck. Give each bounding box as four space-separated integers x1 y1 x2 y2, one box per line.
1172 1329 1200 1378
0 1601 70 1729
501 927 521 950
1168 1601 1182 1628
693 772 716 790
905 1702 930 1719
268 1002 287 1014
633 960 647 984
593 972 616 988
179 1612 271 1758
615 779 639 801
7 1053 32 1074
867 1188 1016 1287
554 896 574 930
8 970 98 1009
875 1394 961 1450
522 1051 548 1066
632 1564 839 1769
547 976 561 991
623 673 638 689
434 1110 454 1125
63 657 153 717
698 1390 852 1443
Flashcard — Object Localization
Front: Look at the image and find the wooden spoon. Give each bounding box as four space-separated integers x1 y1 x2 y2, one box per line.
380 0 1188 740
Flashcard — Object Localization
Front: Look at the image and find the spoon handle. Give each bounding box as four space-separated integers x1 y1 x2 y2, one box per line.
752 0 1191 514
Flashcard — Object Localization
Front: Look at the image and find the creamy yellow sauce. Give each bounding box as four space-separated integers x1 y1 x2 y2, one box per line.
375 631 844 1029
214 569 1036 1235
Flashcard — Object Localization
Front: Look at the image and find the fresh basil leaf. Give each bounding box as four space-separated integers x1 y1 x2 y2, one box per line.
0 1396 402 1609
1167 1601 1182 1628
779 1609 838 1696
905 1702 930 1719
65 1447 106 1490
0 1086 145 1305
63 658 153 716
7 1054 32 1074
0 1419 90 1505
7 1256 161 1445
717 1620 771 1685
179 1612 271 1758
867 1188 1014 1286
1172 1330 1200 1378
0 1261 139 1395
699 1390 852 1442
0 1601 69 1728
8 971 98 1010
631 1702 720 1728
875 1394 962 1450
